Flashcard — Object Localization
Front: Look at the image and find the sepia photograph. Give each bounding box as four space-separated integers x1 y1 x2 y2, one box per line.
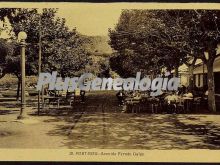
0 2 220 162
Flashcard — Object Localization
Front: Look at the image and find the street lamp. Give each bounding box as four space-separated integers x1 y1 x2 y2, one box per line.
17 31 27 119
38 10 42 115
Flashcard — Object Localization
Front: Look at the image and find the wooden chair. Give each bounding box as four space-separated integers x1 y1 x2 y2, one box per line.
193 97 202 113
132 100 141 113
150 98 159 113
177 98 185 113
43 96 61 109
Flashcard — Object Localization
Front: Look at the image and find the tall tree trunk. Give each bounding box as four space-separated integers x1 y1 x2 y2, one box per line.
188 65 194 92
207 60 216 112
16 77 21 101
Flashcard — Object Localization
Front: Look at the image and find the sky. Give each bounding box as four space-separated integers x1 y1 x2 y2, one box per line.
57 5 122 36
44 3 220 36
1 2 220 37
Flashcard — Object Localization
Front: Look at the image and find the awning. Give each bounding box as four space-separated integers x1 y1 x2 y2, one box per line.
178 64 188 73
172 59 203 74
193 57 220 74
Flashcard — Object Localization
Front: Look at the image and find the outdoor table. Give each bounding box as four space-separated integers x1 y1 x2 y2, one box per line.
132 98 142 113
43 96 62 109
124 97 141 113
182 97 193 112
141 95 149 100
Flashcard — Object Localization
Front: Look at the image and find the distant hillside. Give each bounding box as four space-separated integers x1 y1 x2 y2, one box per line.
82 35 113 55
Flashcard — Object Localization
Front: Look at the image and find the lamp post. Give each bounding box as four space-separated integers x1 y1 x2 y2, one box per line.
38 10 42 115
17 31 27 119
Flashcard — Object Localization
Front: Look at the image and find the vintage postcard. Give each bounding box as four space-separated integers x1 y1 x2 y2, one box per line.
0 2 220 162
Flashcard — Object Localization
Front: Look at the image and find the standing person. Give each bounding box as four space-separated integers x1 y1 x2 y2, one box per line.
74 88 81 102
183 88 194 112
116 90 126 106
80 90 86 103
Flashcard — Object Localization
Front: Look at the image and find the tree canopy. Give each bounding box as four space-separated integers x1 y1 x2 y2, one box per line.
0 8 90 78
109 9 220 111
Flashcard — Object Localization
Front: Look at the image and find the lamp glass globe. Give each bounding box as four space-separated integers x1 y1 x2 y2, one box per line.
18 31 27 40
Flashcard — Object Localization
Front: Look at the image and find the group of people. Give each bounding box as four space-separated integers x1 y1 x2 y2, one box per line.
116 87 195 113
163 89 193 113
44 87 86 103
116 90 142 106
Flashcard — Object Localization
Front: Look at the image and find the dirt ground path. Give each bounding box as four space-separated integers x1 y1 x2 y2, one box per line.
0 91 220 149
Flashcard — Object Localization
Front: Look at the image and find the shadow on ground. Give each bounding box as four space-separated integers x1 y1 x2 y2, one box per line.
1 91 220 149
31 91 220 149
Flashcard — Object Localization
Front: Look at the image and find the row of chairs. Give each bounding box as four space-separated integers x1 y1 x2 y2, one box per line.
123 97 203 113
42 92 84 109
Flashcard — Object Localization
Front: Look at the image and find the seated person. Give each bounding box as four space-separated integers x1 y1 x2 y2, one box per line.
127 91 134 97
164 92 179 113
164 92 179 103
57 90 67 97
142 91 150 97
48 90 56 96
133 91 142 100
